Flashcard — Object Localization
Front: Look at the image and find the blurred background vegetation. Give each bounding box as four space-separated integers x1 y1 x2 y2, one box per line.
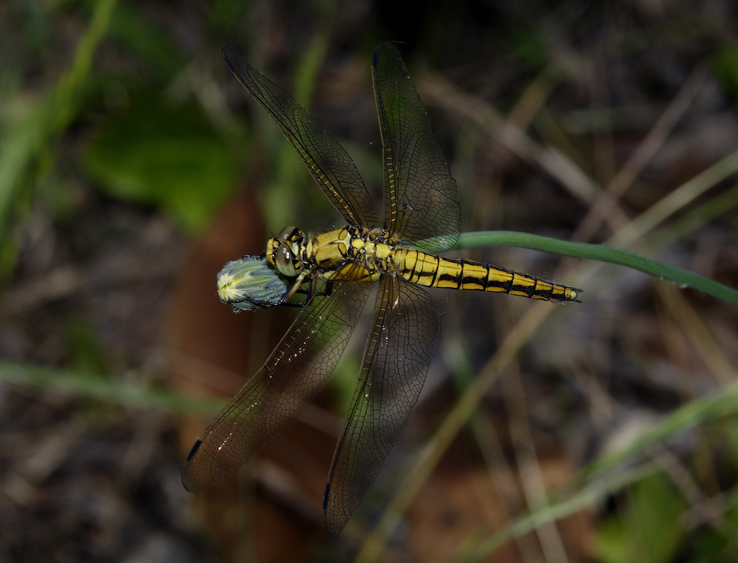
2 0 738 561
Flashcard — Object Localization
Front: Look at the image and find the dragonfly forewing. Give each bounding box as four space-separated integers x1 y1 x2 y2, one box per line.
322 276 438 536
185 42 582 539
182 268 372 492
372 43 461 251
222 48 377 228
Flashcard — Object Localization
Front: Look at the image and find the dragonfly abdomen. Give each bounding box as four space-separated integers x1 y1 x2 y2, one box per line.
396 249 580 303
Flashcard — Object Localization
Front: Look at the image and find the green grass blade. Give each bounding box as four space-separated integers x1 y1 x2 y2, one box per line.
0 0 118 246
458 465 659 563
456 380 738 561
0 361 223 415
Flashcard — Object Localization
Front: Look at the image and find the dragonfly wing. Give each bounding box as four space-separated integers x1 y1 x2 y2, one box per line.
372 42 461 252
222 48 377 228
322 276 439 536
182 272 372 492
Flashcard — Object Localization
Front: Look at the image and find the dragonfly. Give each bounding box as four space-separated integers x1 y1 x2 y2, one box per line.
183 42 581 536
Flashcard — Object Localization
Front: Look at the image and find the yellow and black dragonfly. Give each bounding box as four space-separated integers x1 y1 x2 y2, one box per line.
183 42 581 536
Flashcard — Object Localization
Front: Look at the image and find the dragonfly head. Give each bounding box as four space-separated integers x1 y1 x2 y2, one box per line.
266 226 304 278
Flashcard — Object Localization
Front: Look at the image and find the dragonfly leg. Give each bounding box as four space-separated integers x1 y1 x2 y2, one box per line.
282 276 334 307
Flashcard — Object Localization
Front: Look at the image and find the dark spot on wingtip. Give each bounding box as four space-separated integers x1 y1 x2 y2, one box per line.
185 439 202 462
372 49 378 68
221 48 237 72
323 482 331 509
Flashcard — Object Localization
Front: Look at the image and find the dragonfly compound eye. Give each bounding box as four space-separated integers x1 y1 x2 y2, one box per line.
275 243 298 277
277 225 298 242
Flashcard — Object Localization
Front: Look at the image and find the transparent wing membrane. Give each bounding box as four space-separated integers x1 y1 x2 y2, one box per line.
185 43 580 537
322 277 438 535
372 43 461 251
183 268 371 491
222 48 377 228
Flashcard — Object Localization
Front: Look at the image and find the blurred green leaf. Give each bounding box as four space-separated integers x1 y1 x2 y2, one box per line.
725 418 738 469
711 41 738 103
82 94 238 232
66 317 109 377
595 473 686 563
209 0 253 34
595 516 629 563
507 25 549 70
630 474 686 563
107 2 183 77
691 526 733 563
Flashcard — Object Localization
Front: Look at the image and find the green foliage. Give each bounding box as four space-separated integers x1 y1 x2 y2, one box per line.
711 41 738 103
507 25 549 70
592 418 738 563
452 383 738 562
595 473 687 563
66 317 109 377
82 94 238 233
106 2 183 78
0 0 118 253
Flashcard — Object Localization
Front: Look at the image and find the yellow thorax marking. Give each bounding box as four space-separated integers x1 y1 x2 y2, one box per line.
266 226 399 282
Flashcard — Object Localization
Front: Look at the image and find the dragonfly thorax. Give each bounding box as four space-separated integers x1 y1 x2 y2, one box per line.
266 224 402 282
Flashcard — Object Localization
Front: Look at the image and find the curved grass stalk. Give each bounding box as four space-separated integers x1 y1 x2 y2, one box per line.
448 231 738 306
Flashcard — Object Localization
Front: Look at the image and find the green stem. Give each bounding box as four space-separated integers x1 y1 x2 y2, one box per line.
444 231 738 307
0 361 223 415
